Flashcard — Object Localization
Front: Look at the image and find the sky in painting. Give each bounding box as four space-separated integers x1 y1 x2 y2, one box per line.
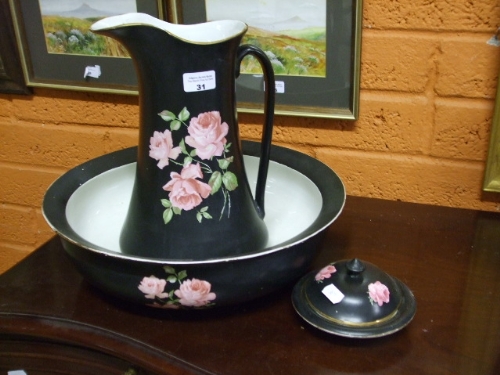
38 0 137 15
205 0 326 32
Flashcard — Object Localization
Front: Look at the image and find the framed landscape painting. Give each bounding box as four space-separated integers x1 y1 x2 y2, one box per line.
168 0 362 119
9 0 164 94
484 72 500 193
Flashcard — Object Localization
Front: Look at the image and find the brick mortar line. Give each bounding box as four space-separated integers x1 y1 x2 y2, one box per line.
426 43 440 155
311 146 485 168
0 161 68 174
0 120 138 132
0 241 35 251
0 202 34 212
359 90 429 101
433 96 496 106
359 89 492 102
361 28 497 40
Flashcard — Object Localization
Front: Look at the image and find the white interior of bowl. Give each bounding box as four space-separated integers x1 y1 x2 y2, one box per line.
66 156 322 253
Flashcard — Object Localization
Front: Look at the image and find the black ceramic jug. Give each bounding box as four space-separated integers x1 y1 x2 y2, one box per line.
91 13 275 260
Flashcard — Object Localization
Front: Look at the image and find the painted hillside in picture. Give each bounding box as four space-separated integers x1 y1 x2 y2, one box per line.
206 0 327 77
38 0 137 57
241 25 326 77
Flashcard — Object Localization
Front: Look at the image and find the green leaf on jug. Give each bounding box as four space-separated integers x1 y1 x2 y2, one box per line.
163 265 176 274
209 171 222 194
183 156 193 167
190 149 197 157
170 119 181 131
179 138 187 154
158 110 176 121
167 275 177 283
178 107 190 122
161 199 171 208
202 211 212 219
223 171 238 191
172 206 182 215
218 156 233 170
163 208 173 224
178 270 188 280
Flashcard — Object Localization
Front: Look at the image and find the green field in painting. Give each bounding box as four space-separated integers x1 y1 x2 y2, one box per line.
241 26 326 77
42 15 129 57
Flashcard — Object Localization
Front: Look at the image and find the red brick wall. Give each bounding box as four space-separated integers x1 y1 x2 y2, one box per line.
1 0 500 272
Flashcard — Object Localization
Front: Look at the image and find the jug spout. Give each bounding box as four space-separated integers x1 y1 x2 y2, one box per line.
90 13 247 44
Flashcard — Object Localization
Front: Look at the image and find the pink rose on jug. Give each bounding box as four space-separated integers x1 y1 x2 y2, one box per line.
368 281 390 306
163 163 211 211
138 275 169 299
149 129 181 169
174 278 216 307
185 111 229 160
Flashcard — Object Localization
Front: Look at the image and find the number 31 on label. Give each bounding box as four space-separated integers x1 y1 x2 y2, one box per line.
183 70 216 93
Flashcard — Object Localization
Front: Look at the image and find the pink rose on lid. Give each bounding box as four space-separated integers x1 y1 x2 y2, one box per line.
174 278 216 307
149 129 181 169
368 281 390 306
185 111 228 160
315 265 337 281
138 276 169 299
163 163 212 211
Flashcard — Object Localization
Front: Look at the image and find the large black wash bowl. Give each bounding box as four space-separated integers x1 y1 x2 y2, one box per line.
43 141 345 308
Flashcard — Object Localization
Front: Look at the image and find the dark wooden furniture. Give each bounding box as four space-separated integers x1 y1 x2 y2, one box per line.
1 196 500 374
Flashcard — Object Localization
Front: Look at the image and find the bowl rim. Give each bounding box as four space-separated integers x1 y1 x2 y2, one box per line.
42 141 346 264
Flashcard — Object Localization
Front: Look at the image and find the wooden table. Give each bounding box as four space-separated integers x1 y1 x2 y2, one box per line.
1 196 500 375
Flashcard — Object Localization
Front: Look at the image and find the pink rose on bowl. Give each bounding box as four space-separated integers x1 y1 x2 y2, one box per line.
174 278 216 307
163 163 212 211
185 111 229 160
149 129 182 169
315 265 337 281
138 276 169 299
368 281 390 306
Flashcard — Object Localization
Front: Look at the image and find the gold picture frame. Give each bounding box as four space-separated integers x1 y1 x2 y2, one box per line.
483 71 500 192
9 0 165 95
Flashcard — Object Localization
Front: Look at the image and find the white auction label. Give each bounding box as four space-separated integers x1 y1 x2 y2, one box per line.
263 80 285 93
183 70 216 92
322 283 345 304
83 65 101 79
275 81 285 93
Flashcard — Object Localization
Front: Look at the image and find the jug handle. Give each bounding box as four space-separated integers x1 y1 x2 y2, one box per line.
236 44 275 218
